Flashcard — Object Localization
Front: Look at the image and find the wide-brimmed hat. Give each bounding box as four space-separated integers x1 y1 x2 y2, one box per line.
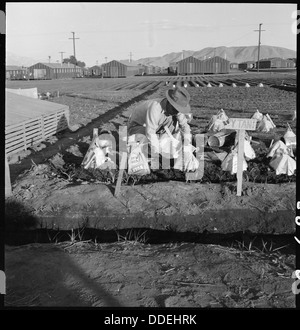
166 86 191 114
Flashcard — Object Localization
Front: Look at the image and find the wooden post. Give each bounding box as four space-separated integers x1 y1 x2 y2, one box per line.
224 118 257 196
5 153 12 197
115 152 127 198
236 129 245 196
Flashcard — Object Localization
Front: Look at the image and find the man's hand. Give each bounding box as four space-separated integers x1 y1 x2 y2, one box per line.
177 113 191 137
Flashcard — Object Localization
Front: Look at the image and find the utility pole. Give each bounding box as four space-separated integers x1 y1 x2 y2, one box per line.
59 51 65 64
129 52 133 63
48 56 51 63
182 50 184 60
254 23 265 72
69 32 80 78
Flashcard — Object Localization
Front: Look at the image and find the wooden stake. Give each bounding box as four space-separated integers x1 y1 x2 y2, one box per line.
93 128 98 138
5 153 12 197
236 129 245 196
115 152 127 198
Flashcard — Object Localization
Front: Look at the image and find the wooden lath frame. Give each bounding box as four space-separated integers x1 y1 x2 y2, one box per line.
5 108 69 156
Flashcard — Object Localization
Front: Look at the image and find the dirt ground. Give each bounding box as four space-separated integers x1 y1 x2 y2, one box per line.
5 73 297 308
4 241 295 308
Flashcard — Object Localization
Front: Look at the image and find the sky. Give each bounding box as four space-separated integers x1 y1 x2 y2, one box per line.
6 2 298 67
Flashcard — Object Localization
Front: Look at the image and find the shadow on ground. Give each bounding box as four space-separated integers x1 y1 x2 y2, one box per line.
5 242 122 307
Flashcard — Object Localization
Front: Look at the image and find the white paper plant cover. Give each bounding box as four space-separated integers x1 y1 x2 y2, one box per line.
218 109 229 122
269 154 296 176
221 149 247 175
95 138 113 154
184 152 200 172
93 147 106 167
82 137 114 169
267 140 287 158
207 83 212 87
128 143 150 176
208 110 229 132
208 118 224 132
159 133 180 159
267 140 294 158
174 144 199 172
284 126 296 149
267 140 296 176
245 83 250 88
219 83 224 87
258 83 264 87
251 109 263 121
232 83 237 87
207 115 218 131
265 114 276 128
257 115 276 132
233 135 256 161
244 140 256 160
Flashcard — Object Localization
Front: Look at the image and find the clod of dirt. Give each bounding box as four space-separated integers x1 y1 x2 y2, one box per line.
66 145 83 158
79 136 92 144
28 143 46 153
45 136 58 145
49 153 65 169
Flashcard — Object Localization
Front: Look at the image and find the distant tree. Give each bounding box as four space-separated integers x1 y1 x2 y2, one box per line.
63 55 86 68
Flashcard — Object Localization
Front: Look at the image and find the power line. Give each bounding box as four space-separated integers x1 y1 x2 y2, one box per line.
222 31 254 47
254 23 266 72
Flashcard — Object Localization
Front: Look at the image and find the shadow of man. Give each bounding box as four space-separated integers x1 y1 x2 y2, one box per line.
5 242 122 307
5 198 122 307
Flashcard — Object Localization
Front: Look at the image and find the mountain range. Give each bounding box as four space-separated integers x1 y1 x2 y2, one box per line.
6 45 296 68
6 51 41 68
123 45 297 68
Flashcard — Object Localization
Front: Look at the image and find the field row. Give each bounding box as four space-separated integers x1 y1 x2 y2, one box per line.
96 72 296 91
6 72 296 95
